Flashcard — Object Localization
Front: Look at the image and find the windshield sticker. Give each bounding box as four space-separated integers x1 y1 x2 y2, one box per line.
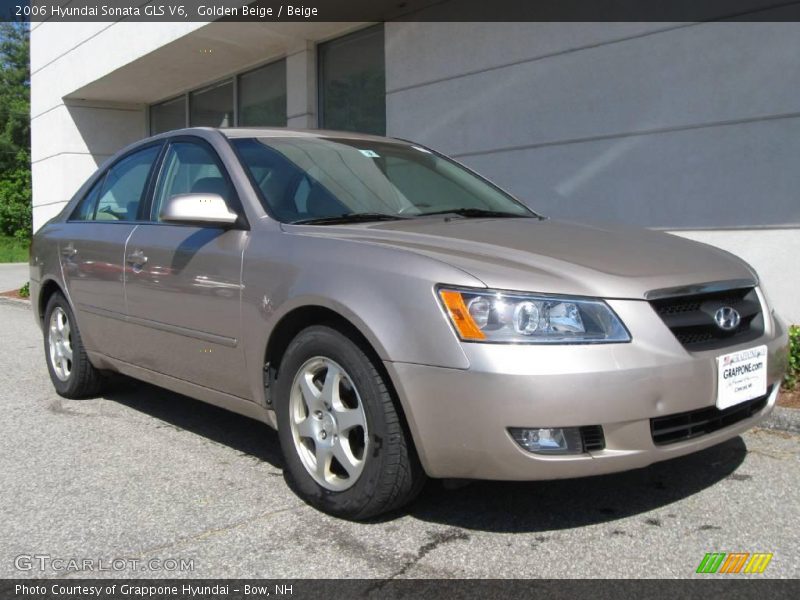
358 149 380 158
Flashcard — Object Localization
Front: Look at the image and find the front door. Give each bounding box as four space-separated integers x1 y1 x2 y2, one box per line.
121 140 250 399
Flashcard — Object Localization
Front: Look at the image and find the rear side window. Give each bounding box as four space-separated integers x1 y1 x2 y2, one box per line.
70 176 105 221
151 142 233 221
95 146 161 221
71 145 160 222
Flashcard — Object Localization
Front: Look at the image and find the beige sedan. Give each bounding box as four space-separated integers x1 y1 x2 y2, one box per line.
30 128 789 519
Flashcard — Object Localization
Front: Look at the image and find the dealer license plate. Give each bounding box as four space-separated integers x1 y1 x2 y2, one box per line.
716 345 768 410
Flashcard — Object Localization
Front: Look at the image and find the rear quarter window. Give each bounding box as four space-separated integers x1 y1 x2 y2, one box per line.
69 145 161 222
69 176 105 221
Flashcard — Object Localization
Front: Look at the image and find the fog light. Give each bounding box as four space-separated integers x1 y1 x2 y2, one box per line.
509 427 584 454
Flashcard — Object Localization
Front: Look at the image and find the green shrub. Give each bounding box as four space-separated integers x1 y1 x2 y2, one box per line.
0 235 28 262
18 281 29 298
785 325 799 391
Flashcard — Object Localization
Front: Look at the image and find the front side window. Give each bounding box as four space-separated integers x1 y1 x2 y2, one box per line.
76 145 160 222
152 142 233 221
233 137 535 223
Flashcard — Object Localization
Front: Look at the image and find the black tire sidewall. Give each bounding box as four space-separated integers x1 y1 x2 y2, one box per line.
275 326 399 518
43 293 87 397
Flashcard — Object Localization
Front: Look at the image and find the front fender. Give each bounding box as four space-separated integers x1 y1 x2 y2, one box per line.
240 229 483 404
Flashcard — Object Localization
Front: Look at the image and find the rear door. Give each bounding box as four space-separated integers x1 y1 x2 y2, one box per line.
120 138 251 399
59 144 162 358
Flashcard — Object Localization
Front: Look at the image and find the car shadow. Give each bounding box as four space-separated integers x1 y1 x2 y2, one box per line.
103 378 748 532
405 436 748 533
103 377 285 471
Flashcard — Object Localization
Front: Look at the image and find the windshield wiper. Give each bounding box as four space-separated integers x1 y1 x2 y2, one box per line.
418 208 538 219
291 213 410 225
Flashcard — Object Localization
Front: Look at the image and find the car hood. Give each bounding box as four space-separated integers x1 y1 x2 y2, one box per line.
285 217 757 299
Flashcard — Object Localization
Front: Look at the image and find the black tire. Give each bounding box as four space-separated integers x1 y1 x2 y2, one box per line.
275 325 425 520
43 292 105 399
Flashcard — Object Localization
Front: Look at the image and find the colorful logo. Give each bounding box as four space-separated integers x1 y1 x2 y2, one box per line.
696 552 773 574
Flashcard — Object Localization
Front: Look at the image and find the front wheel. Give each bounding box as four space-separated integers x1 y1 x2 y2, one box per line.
43 292 105 398
275 325 425 519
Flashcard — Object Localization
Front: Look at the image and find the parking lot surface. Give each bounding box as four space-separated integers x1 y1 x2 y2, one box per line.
0 300 798 579
0 263 27 293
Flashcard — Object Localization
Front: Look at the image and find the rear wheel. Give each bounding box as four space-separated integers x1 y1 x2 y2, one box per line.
43 292 105 398
275 325 425 519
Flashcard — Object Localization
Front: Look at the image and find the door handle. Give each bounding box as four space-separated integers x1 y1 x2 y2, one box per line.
126 249 148 271
61 243 77 258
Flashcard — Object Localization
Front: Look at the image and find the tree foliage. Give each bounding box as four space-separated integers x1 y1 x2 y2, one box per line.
0 21 31 239
786 325 799 391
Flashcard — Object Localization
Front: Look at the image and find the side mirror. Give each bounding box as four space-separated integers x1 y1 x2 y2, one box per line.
160 193 238 227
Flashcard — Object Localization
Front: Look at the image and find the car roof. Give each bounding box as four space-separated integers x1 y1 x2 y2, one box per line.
138 127 412 151
212 126 399 144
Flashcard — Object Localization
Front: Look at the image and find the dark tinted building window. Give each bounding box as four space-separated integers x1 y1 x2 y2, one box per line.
190 81 234 128
150 97 186 134
318 25 386 135
239 60 287 126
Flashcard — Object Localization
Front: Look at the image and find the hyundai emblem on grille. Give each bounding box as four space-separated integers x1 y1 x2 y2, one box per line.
714 306 741 331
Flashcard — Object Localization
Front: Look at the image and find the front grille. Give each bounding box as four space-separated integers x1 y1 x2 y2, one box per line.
580 425 606 452
650 388 771 446
649 287 764 351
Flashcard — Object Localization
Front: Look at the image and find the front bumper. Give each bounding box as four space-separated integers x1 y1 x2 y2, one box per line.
385 298 789 480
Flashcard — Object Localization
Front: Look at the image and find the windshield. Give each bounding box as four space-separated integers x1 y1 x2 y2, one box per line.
232 136 538 223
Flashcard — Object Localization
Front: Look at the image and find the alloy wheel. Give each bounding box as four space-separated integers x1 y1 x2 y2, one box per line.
288 356 369 491
48 306 73 381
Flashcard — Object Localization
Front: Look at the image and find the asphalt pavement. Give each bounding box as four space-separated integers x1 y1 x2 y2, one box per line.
0 299 798 579
0 262 28 293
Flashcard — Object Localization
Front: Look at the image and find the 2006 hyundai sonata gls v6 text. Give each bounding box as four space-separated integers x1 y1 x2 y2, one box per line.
30 128 789 519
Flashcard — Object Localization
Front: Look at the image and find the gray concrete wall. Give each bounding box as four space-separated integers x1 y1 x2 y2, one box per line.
386 22 800 322
31 101 146 228
385 22 800 229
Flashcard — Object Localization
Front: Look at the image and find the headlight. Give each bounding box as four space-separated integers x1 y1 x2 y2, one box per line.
438 287 630 344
